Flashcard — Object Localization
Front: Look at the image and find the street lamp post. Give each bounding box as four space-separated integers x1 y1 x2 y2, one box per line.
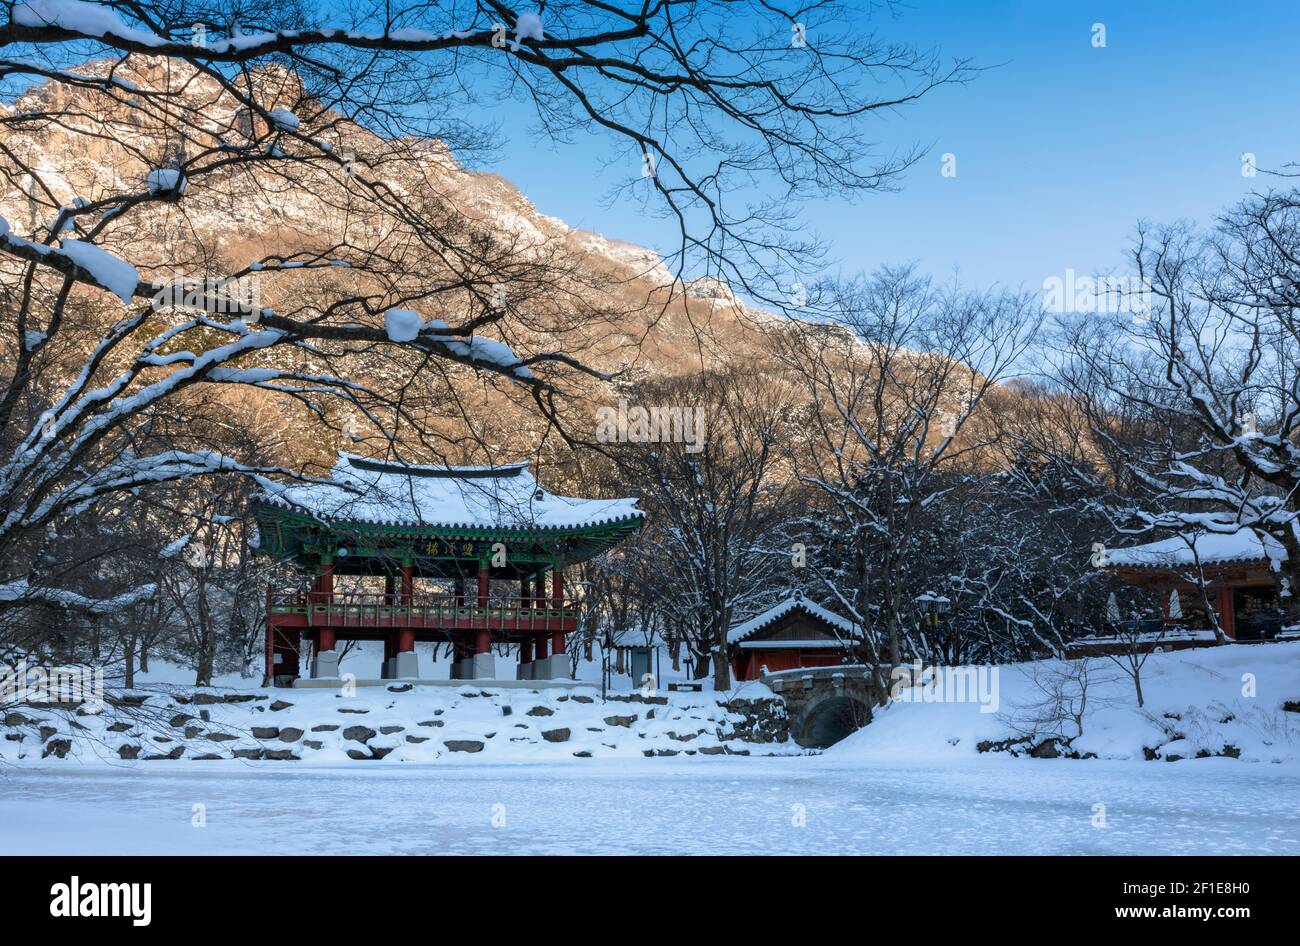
915 591 954 660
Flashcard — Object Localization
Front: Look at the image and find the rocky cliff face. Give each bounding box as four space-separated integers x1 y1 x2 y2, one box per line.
0 58 794 472
0 57 772 361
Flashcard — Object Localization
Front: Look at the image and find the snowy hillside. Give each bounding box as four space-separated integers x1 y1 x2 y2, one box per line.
833 644 1300 764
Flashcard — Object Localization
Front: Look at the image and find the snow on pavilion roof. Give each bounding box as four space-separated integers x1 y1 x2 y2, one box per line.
727 595 860 646
254 452 642 532
1104 528 1286 569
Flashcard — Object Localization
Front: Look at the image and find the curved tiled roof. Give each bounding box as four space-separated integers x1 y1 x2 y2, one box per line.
253 452 642 532
727 595 859 645
1104 528 1285 569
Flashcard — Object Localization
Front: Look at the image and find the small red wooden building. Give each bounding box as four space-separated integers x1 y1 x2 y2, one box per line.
728 595 859 681
1102 528 1292 643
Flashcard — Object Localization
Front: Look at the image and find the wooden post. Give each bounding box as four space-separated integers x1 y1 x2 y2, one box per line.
264 583 274 685
550 567 565 658
1219 586 1236 640
314 558 335 667
475 564 491 654
399 564 415 658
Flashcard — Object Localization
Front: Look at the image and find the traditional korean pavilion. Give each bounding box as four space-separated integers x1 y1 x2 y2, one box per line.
1103 528 1292 642
728 594 860 681
251 452 643 686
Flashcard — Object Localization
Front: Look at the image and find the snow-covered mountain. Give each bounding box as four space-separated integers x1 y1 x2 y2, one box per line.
0 58 769 371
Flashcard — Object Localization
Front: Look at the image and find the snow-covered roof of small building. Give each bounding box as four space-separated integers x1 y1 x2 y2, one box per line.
1104 528 1286 569
253 452 642 531
727 595 859 646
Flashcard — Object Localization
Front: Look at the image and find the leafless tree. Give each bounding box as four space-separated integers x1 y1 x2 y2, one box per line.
1001 658 1116 748
773 267 1038 670
608 360 800 689
0 1 968 657
1052 190 1300 625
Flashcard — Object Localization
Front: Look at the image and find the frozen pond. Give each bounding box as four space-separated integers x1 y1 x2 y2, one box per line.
2 756 1298 855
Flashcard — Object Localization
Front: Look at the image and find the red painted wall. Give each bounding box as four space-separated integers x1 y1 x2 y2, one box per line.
732 649 844 681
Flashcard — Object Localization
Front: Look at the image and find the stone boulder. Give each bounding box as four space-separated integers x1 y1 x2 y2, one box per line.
444 740 484 753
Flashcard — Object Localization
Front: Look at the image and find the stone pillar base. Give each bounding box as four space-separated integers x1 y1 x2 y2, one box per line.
390 649 421 680
388 651 419 679
470 652 496 680
311 648 340 679
517 661 534 681
535 654 570 680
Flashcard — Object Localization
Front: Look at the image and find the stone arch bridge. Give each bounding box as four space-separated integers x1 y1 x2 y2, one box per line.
762 665 883 749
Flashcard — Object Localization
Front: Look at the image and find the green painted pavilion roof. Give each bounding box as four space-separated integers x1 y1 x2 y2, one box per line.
249 453 642 568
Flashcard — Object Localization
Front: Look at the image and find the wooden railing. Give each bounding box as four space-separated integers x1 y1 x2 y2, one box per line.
268 590 576 631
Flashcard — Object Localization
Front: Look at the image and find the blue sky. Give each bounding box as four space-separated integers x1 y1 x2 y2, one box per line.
475 0 1300 294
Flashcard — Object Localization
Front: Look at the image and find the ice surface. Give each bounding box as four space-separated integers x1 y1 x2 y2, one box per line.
1 756 1296 854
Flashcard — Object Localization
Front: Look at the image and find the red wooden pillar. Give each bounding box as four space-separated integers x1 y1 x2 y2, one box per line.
316 559 335 661
550 568 565 657
264 583 274 684
397 563 416 652
475 564 491 654
316 559 334 597
1219 586 1236 639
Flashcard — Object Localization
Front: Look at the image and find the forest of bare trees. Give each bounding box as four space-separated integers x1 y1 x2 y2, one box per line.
1 1 1297 695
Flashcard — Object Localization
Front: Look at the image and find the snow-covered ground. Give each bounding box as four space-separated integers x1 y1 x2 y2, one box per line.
840 643 1300 763
1 755 1296 855
5 643 1297 853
